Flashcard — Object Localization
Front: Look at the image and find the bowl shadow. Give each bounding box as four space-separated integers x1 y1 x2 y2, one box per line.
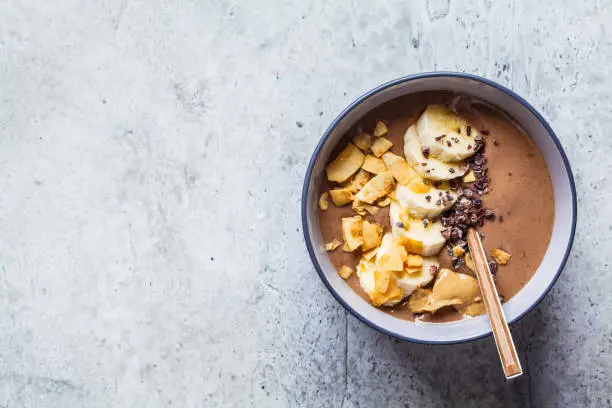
344 307 560 407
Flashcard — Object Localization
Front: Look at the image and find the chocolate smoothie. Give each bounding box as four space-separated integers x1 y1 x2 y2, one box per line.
318 92 554 322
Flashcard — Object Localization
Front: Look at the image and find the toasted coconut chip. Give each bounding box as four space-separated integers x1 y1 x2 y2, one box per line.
491 248 512 265
355 172 395 204
377 197 392 207
352 200 379 216
341 216 363 252
406 254 423 267
329 188 354 206
452 245 466 257
325 143 365 183
337 265 354 280
319 192 329 211
373 121 389 137
376 235 407 273
398 236 422 253
382 152 418 185
361 155 388 174
362 221 383 251
462 170 476 183
370 277 402 307
353 133 372 151
370 137 393 157
325 239 341 252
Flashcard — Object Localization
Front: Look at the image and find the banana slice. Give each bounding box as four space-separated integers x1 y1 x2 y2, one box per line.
389 202 447 256
404 125 468 180
361 234 439 301
395 183 458 219
416 105 482 162
396 257 439 296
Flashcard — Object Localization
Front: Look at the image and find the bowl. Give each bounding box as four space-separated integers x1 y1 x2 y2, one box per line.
301 72 576 344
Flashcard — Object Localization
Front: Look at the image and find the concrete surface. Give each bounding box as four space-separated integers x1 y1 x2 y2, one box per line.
0 0 610 407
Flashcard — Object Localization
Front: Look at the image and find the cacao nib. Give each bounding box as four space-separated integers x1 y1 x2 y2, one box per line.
421 146 430 158
452 257 465 270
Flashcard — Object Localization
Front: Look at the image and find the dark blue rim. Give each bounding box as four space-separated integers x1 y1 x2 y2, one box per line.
301 72 577 345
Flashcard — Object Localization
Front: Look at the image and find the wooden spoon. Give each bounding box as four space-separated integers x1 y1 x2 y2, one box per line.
467 228 523 379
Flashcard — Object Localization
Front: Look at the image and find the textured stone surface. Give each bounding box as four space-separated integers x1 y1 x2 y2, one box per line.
0 0 610 406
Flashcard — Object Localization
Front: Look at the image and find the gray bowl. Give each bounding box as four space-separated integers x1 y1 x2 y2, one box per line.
301 72 576 344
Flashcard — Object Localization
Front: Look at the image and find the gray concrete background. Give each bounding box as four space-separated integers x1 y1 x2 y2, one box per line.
0 0 610 407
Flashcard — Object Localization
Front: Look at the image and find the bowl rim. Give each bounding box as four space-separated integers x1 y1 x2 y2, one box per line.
301 72 577 345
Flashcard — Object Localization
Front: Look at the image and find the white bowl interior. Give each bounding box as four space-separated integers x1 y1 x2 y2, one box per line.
304 75 575 343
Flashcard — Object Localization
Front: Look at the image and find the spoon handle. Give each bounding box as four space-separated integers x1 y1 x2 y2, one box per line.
467 228 523 379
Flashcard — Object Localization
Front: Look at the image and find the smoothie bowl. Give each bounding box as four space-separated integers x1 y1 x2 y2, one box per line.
301 73 576 344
